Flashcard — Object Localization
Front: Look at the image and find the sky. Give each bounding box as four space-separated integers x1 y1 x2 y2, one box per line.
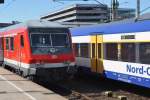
0 0 149 23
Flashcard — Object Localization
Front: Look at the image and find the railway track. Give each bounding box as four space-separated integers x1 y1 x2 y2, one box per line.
36 74 150 100
4 66 150 100
37 80 94 100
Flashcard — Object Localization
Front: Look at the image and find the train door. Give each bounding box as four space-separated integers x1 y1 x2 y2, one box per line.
17 33 24 70
0 37 4 64
91 35 104 74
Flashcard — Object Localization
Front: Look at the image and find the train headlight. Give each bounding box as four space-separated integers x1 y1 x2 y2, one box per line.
36 62 41 67
35 60 44 67
63 61 71 66
49 48 58 53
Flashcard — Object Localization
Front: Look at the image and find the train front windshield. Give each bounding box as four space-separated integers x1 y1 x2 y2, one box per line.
29 28 71 54
31 34 69 47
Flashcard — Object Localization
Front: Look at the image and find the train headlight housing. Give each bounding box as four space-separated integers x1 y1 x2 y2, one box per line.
35 60 44 67
49 48 58 53
63 60 71 66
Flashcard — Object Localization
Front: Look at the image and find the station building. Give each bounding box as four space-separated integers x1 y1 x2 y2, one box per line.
41 4 135 24
114 8 135 20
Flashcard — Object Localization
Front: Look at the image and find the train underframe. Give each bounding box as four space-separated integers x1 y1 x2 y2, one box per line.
2 61 77 82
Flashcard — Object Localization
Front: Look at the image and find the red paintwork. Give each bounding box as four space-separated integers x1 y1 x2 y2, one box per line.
2 26 75 65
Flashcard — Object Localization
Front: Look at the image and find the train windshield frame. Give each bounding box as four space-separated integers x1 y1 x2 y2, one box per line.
29 28 70 48
30 33 70 47
28 27 72 54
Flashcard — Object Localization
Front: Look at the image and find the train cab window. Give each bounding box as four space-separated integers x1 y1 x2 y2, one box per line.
10 37 14 50
80 43 89 58
6 38 9 50
139 43 150 64
105 43 118 60
121 43 135 62
31 34 51 47
51 34 70 47
20 35 24 47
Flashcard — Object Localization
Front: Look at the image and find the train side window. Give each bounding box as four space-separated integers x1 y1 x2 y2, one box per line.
139 43 150 64
6 38 9 50
105 43 118 60
20 35 24 47
74 43 80 57
98 43 101 58
10 37 14 50
121 43 135 62
80 43 89 58
92 43 95 58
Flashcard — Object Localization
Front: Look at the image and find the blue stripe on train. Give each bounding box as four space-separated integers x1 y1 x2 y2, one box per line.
104 71 150 88
77 66 150 88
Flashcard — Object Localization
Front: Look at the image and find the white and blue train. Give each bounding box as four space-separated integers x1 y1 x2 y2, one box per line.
70 19 150 88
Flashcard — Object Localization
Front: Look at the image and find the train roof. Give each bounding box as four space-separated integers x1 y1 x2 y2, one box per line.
0 20 67 32
70 19 150 36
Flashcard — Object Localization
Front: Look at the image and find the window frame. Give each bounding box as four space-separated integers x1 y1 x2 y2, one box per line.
5 37 9 50
98 43 101 59
20 35 24 48
74 43 80 57
10 37 14 51
30 33 70 48
121 43 136 62
92 43 95 58
139 43 150 64
80 43 90 58
105 43 118 60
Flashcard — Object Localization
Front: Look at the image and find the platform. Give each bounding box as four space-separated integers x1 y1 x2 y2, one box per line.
0 67 67 100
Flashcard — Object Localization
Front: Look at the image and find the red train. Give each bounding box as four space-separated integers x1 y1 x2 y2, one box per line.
0 20 75 80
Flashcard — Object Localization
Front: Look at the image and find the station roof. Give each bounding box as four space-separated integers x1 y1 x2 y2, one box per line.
70 19 150 36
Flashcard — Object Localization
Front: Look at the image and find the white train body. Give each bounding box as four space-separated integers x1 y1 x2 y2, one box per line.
71 20 150 88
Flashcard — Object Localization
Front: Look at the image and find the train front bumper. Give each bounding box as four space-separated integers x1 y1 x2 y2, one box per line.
33 62 75 68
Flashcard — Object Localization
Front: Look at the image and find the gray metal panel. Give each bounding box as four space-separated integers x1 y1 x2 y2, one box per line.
0 20 68 32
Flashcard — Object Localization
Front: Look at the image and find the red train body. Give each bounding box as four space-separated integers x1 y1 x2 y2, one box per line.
0 20 75 80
